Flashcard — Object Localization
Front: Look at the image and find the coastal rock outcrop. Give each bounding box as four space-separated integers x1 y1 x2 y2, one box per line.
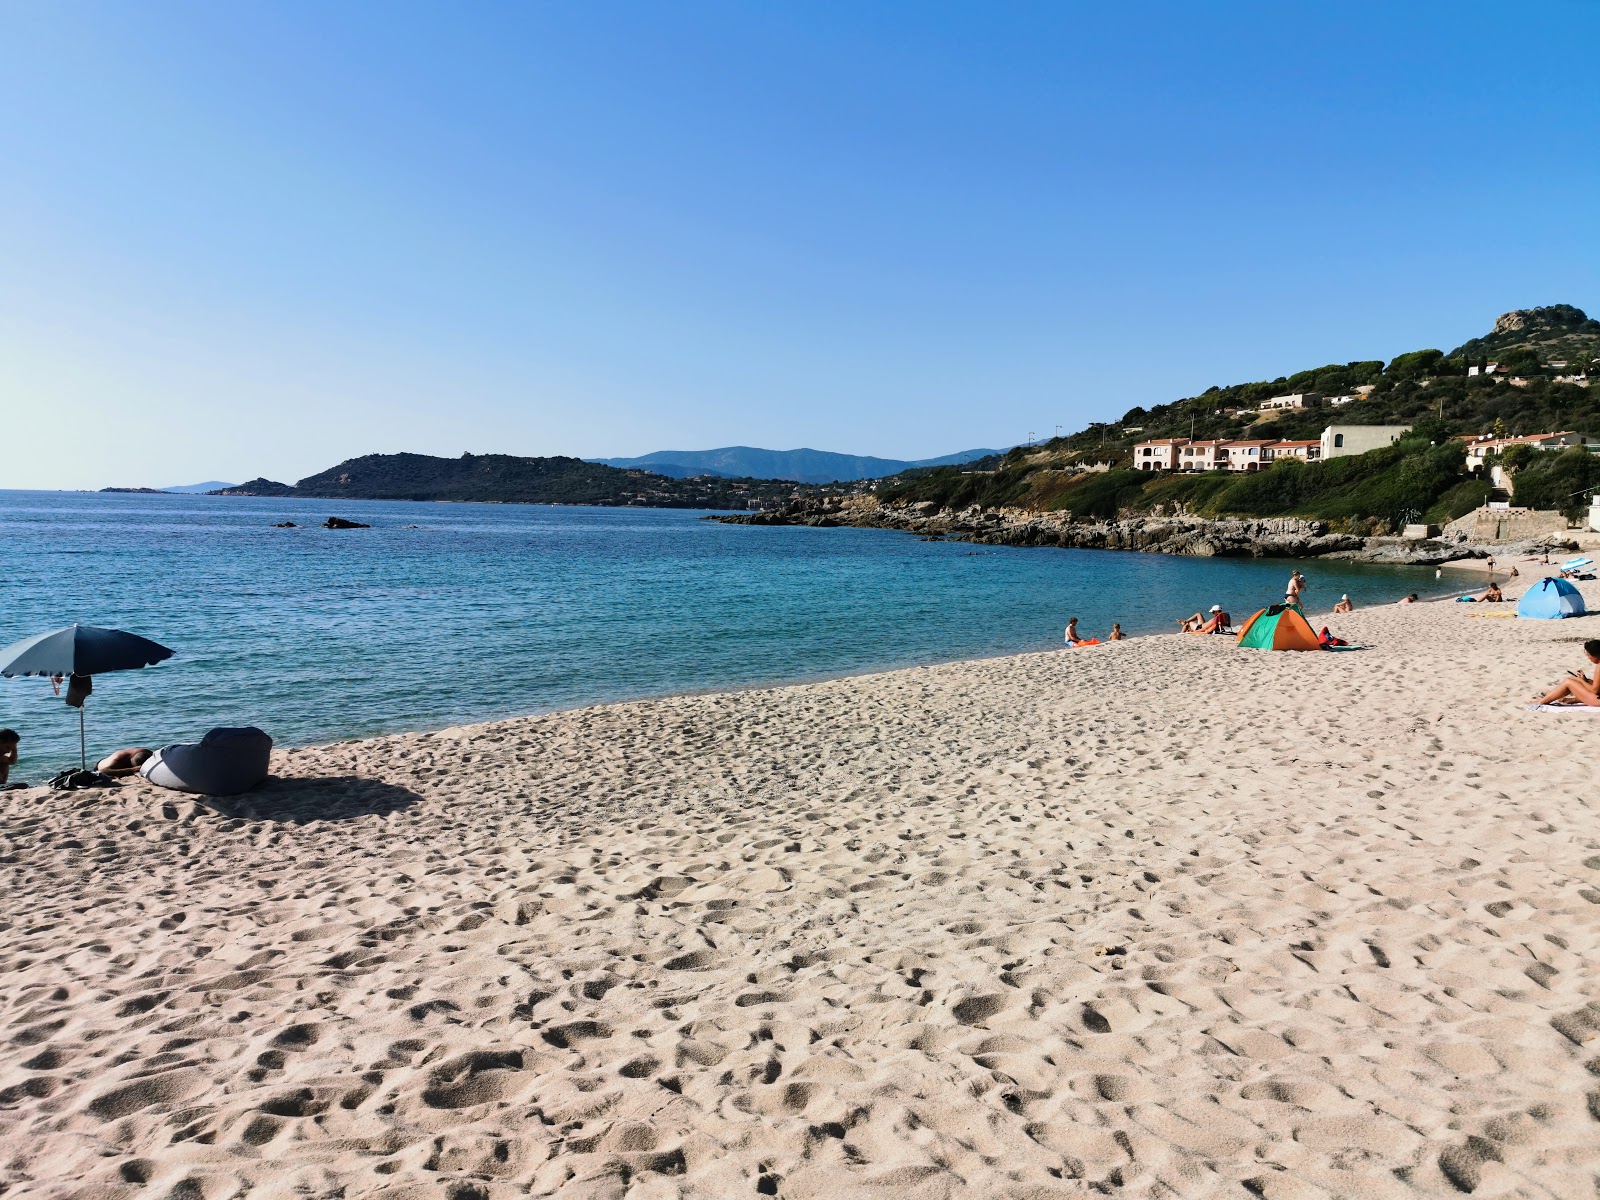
709 497 1559 564
323 517 371 529
213 478 296 497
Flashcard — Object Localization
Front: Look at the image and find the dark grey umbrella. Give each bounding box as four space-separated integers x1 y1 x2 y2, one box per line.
0 624 175 770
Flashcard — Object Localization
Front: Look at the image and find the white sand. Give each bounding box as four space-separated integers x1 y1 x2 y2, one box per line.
3 568 1599 1198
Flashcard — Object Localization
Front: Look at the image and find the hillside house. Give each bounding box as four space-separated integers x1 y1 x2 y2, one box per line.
1222 440 1277 472
1266 440 1322 463
1461 432 1600 472
1321 425 1412 459
1179 441 1231 471
1132 438 1190 472
1258 392 1323 412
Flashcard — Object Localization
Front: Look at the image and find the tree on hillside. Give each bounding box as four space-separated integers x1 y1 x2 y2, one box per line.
1386 349 1444 380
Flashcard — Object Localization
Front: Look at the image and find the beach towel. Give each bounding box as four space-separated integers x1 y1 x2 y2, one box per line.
1526 704 1600 714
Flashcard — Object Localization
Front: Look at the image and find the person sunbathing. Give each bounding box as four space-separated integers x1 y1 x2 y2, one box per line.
1483 583 1503 602
1535 640 1600 706
96 748 154 777
1179 605 1228 634
1332 594 1353 614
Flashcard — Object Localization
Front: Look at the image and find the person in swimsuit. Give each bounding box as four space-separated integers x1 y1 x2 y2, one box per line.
1108 624 1125 641
1333 594 1353 614
1535 640 1600 706
1180 605 1228 634
1286 570 1306 605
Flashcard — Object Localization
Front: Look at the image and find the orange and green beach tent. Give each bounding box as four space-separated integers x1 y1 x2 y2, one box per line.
1235 603 1322 651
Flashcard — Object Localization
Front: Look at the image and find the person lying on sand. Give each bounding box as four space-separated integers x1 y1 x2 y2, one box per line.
0 729 18 786
1534 640 1600 707
1399 594 1419 604
95 748 154 777
1179 606 1229 634
1333 594 1353 613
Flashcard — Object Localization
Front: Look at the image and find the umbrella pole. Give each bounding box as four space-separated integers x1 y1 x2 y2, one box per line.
79 703 87 772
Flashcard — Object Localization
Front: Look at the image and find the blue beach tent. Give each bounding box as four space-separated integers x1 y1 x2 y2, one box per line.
1517 577 1586 620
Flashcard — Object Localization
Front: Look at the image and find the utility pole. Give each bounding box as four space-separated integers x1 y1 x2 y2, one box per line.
1055 425 1062 440
1027 431 1035 448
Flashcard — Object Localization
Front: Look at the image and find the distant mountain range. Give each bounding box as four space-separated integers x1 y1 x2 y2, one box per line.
588 446 1000 484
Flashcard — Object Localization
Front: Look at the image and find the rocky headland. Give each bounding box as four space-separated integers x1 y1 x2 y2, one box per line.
708 496 1569 564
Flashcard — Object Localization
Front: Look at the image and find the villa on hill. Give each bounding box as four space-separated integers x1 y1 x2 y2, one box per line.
1135 426 1411 473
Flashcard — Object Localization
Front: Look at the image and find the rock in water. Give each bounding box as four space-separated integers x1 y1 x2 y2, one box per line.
323 517 370 529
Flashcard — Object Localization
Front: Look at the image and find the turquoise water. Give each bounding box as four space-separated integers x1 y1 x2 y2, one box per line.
0 491 1433 775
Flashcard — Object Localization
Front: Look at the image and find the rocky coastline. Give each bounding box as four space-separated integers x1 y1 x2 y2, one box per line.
706 497 1569 564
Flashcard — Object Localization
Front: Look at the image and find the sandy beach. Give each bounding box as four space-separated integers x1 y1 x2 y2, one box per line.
3 571 1598 1199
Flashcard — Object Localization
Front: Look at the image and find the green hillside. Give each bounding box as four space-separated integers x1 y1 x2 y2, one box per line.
881 305 1600 528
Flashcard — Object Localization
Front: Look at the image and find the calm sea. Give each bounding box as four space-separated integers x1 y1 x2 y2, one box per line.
0 491 1433 774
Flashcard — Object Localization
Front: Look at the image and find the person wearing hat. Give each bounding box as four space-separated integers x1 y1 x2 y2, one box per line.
1178 604 1229 634
1333 594 1354 614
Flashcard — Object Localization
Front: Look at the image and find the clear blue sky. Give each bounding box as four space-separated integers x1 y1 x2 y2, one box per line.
3 1 1597 490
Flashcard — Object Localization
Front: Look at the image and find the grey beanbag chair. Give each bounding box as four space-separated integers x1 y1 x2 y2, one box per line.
141 726 273 795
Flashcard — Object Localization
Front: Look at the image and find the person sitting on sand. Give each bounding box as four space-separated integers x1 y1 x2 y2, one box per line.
1333 594 1353 614
1180 605 1228 634
95 747 154 777
1482 582 1503 603
1063 617 1099 647
0 729 18 786
1509 566 1519 579
1108 623 1125 641
1534 640 1600 707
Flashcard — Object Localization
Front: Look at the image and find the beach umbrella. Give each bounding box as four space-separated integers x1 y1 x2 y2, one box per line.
0 624 175 770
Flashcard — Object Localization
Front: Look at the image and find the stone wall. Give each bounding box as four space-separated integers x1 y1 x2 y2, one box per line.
1443 506 1571 544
